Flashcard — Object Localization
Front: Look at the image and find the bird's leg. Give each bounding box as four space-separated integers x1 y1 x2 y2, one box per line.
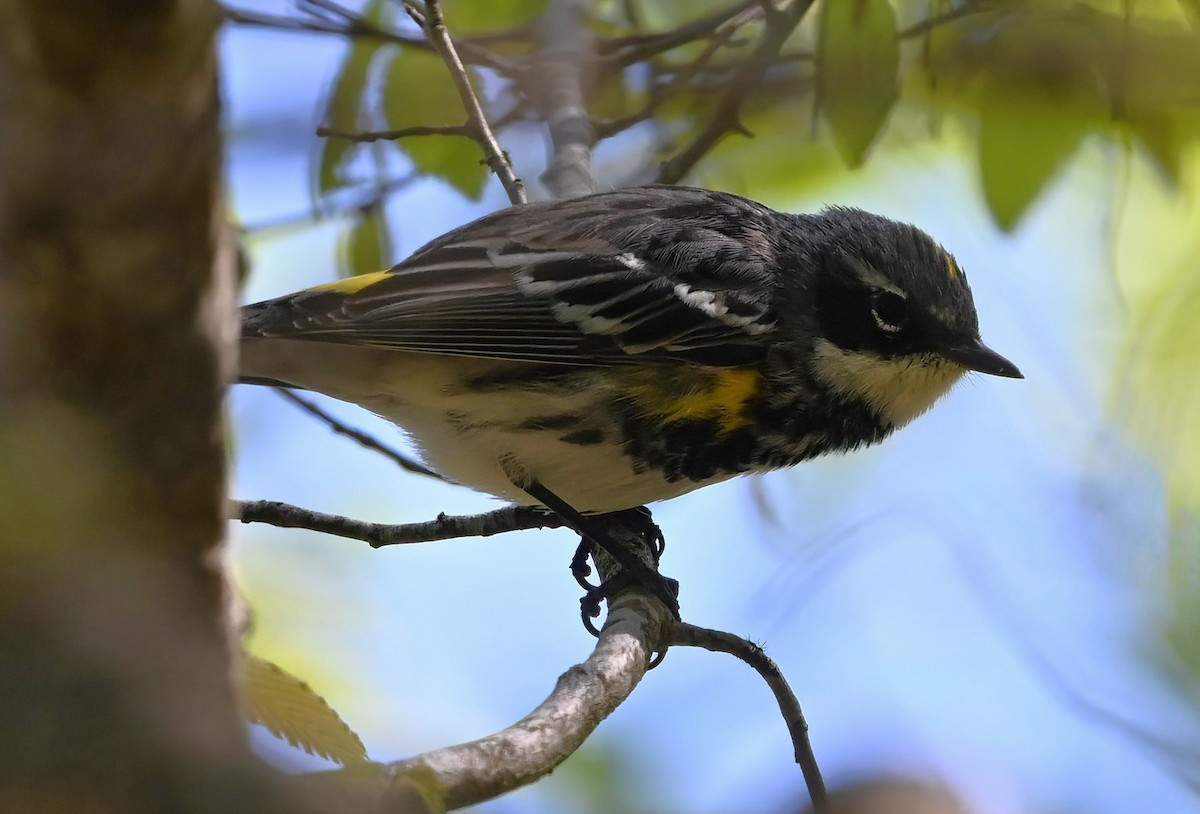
522 481 680 631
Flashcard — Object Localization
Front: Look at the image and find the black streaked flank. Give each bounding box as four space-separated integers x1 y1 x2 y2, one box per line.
560 429 606 446
519 414 583 431
462 365 586 393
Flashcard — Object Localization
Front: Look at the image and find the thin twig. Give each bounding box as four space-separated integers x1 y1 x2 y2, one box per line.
318 122 474 142
595 14 747 139
408 0 527 204
274 388 443 480
234 500 565 547
221 4 513 72
600 0 758 65
671 623 828 812
656 0 816 184
223 5 428 47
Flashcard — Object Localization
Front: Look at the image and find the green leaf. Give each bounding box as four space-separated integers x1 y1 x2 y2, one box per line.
315 3 389 197
340 203 392 278
243 655 370 766
1130 112 1183 189
382 50 488 200
443 0 550 33
817 0 899 167
977 80 1091 231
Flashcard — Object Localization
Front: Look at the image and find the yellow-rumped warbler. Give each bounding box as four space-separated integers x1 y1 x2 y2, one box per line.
241 185 1019 547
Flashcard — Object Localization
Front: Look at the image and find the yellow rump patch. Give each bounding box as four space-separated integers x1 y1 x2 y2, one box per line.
624 367 764 434
307 270 392 295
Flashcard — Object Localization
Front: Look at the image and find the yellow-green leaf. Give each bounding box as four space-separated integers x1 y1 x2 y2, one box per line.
817 0 899 167
977 80 1091 231
443 0 550 33
315 18 387 197
340 203 392 278
1130 113 1183 189
382 50 488 200
243 654 369 766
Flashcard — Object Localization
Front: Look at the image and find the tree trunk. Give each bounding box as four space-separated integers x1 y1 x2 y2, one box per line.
0 3 304 810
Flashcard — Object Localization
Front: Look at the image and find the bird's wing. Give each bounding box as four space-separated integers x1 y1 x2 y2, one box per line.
242 186 781 367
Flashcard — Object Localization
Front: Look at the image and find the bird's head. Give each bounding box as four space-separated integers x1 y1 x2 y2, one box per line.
799 207 1021 428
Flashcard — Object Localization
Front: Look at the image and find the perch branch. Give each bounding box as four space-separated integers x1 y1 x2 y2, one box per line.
337 520 676 810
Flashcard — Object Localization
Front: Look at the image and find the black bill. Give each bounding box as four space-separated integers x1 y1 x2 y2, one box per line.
941 338 1023 378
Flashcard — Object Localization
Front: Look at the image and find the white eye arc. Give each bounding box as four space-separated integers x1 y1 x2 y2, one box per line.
872 308 903 333
869 290 908 335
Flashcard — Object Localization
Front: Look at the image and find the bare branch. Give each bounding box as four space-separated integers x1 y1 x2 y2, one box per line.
595 13 747 139
223 5 427 47
318 122 474 142
671 623 828 811
531 0 598 198
222 4 513 72
406 0 527 204
656 0 816 185
273 389 442 480
601 0 759 66
336 521 675 810
234 500 564 547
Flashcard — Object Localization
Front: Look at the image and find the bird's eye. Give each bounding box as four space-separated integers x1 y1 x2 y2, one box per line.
870 291 908 334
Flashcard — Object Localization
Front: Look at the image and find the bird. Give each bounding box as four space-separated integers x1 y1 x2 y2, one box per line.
240 185 1020 605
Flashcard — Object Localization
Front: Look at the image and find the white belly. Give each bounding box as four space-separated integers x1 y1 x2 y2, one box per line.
361 384 734 513
241 338 732 512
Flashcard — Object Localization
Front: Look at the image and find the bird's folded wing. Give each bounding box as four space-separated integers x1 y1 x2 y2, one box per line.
242 188 780 367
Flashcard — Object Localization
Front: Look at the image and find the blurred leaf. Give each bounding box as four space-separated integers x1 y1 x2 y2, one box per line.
1129 112 1185 188
340 202 392 278
443 0 550 32
696 100 842 201
638 0 732 31
977 80 1093 231
591 69 635 123
243 654 369 766
314 0 389 197
817 0 899 167
383 50 488 199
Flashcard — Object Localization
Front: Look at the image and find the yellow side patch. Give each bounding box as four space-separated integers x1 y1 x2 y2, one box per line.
306 270 392 295
623 367 764 434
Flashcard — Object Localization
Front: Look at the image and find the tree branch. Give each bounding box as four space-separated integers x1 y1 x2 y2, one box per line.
407 0 527 204
671 623 828 811
656 0 816 184
338 520 676 810
595 12 748 139
601 0 759 66
234 500 564 547
318 122 474 142
273 389 442 480
531 0 598 198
